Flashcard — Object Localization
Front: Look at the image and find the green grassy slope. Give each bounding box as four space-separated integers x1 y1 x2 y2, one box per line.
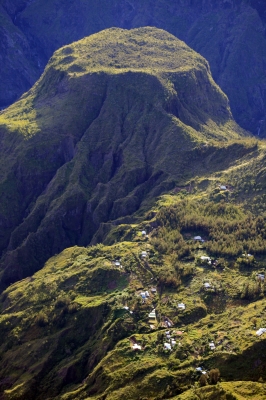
0 27 246 289
2 144 266 398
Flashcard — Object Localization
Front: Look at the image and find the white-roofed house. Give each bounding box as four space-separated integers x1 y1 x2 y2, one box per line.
178 303 186 310
148 309 157 324
194 236 202 241
199 256 212 266
256 328 266 336
132 343 142 350
141 251 148 258
257 273 265 281
203 282 212 290
200 256 211 262
209 341 216 350
164 343 172 351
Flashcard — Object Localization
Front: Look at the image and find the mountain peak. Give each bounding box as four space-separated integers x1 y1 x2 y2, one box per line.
51 27 206 75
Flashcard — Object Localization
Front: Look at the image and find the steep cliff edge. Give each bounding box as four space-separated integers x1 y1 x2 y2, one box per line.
0 27 245 288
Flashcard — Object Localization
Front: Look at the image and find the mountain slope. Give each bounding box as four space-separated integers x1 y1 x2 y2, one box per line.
1 0 266 135
0 27 246 289
2 148 266 399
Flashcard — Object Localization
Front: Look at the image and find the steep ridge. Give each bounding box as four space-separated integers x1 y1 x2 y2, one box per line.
1 0 266 135
0 27 246 288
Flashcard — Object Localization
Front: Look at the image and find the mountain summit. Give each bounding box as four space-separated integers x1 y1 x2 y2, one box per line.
0 27 245 288
1 1 266 135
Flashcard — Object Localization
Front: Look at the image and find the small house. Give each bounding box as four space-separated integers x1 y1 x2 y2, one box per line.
204 282 212 290
195 367 203 372
145 290 150 297
194 236 202 241
132 343 142 350
256 328 266 336
199 256 212 266
148 309 157 323
209 341 215 350
141 251 147 258
141 230 147 236
164 343 172 351
178 303 186 310
220 185 227 190
140 292 147 300
171 339 177 346
115 261 121 267
257 274 265 281
151 288 157 294
200 256 211 262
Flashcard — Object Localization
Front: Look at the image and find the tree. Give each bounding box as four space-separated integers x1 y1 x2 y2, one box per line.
209 368 220 384
199 374 208 387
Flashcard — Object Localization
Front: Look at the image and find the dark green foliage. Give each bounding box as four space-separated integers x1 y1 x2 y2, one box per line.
209 368 220 384
152 200 266 258
199 373 208 386
55 295 71 308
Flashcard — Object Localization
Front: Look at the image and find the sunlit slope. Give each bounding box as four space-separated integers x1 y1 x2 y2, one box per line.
2 178 266 399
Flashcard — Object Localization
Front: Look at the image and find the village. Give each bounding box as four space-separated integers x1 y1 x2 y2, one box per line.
105 215 266 386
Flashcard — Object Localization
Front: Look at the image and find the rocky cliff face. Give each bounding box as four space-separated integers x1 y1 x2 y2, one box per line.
0 27 245 288
0 0 266 134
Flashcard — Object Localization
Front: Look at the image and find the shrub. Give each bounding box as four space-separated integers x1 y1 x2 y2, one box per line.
67 303 79 314
55 296 71 308
35 311 48 327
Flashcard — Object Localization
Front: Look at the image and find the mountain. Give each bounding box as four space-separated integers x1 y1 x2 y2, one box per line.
1 25 266 400
1 0 266 135
0 26 246 289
